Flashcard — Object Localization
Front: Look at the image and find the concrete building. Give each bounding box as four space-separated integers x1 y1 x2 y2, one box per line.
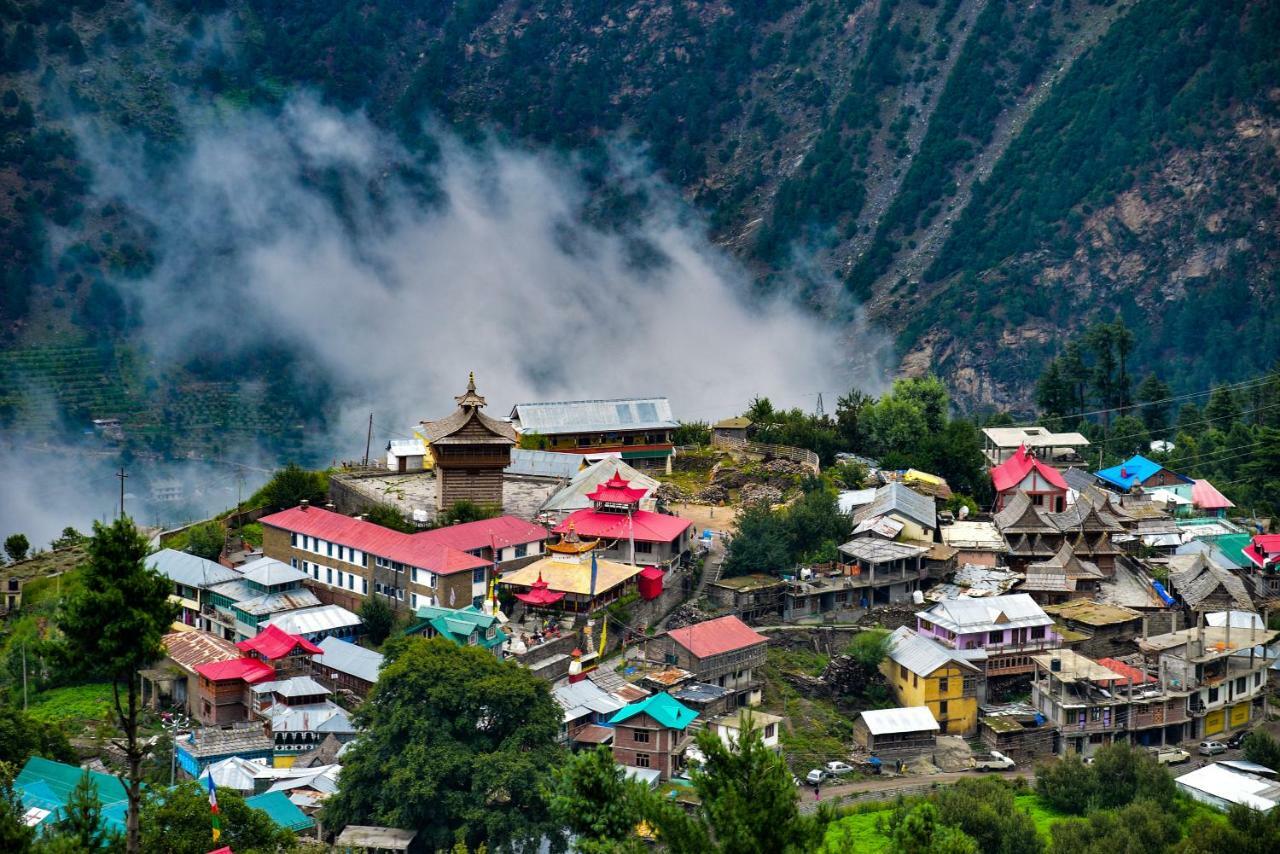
981 426 1090 468
610 693 698 781
712 708 782 752
1042 599 1144 660
882 627 982 735
916 594 1061 678
148 549 242 633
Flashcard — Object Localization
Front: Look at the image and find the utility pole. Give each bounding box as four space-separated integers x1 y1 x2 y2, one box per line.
364 412 374 467
116 467 128 519
22 645 28 710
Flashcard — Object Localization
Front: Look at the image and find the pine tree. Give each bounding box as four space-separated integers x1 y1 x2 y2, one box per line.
57 771 109 850
1135 374 1172 433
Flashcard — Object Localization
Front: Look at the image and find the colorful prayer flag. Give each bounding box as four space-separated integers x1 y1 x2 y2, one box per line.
207 772 221 842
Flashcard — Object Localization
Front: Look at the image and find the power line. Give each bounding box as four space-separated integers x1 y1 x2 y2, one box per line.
1017 372 1277 428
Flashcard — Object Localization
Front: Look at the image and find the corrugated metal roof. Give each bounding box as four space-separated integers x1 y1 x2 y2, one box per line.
315 636 384 684
541 458 660 514
838 538 930 563
506 449 584 480
240 557 309 587
886 627 980 676
161 631 240 673
252 675 330 698
510 398 676 435
553 679 624 722
921 594 1052 634
1175 763 1280 811
853 482 936 530
234 588 322 617
265 604 362 637
860 706 940 735
149 549 242 589
245 791 316 832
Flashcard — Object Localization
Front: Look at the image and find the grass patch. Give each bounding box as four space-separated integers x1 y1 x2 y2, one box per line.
823 808 892 852
238 522 264 547
21 566 83 609
762 647 854 773
1014 793 1069 840
26 682 116 729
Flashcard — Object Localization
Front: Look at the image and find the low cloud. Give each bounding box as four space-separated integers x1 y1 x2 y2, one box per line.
87 97 890 437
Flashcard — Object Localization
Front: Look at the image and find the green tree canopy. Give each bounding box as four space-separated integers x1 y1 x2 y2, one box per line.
548 746 648 854
359 594 396 647
4 534 29 563
365 503 416 533
256 464 328 511
183 521 224 562
321 637 565 852
139 781 294 853
0 704 75 766
58 518 177 853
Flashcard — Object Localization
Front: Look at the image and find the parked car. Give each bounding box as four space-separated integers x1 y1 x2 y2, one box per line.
1227 730 1250 749
971 751 1016 772
805 769 829 785
1199 740 1227 756
824 761 856 777
1150 747 1191 765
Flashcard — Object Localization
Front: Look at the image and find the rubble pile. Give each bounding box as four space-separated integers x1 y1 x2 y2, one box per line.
665 603 714 630
739 483 784 506
696 484 730 504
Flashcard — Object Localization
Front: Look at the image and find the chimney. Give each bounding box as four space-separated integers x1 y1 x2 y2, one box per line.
325 502 336 511
300 500 309 511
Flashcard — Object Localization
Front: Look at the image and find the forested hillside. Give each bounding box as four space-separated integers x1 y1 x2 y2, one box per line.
0 0 1276 450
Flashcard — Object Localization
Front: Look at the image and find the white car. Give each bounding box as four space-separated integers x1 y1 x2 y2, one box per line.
971 751 1016 771
1150 747 1191 765
824 761 856 776
1198 740 1227 756
805 769 828 785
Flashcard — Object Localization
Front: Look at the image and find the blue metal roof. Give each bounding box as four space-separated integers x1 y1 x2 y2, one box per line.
1095 455 1191 490
245 790 316 832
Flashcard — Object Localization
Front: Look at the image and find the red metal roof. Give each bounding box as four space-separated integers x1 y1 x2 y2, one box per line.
195 657 275 683
990 446 1069 493
665 615 767 659
260 506 489 575
1097 658 1156 684
1244 535 1280 570
236 624 323 660
586 473 647 506
413 515 548 552
513 573 566 606
1191 479 1235 510
553 508 691 544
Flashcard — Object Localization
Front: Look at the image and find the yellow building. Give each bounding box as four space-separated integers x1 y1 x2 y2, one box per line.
881 626 981 735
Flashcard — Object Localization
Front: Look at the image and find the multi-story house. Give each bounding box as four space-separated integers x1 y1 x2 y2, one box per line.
261 504 541 615
990 445 1069 513
610 693 698 781
1031 649 1191 757
995 491 1124 574
916 594 1061 678
551 472 693 568
882 627 982 735
148 549 241 633
509 397 679 473
311 636 384 698
656 616 768 708
1137 618 1278 740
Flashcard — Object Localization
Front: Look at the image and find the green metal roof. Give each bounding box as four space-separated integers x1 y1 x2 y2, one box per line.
610 692 698 731
245 790 315 832
621 449 673 460
1208 534 1253 568
15 756 130 834
406 604 507 650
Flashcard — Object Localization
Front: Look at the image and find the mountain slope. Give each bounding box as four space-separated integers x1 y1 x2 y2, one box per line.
0 0 1276 447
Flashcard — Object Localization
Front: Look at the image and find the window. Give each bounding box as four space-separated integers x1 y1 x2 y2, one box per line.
362 579 368 595
411 569 419 584
397 589 404 601
1030 626 1046 639
764 723 776 739
634 753 650 768
988 631 1003 644
291 558 298 569
633 730 650 743
473 567 487 585
938 677 949 694
514 543 528 558
375 582 383 594
899 665 907 680
411 593 419 609
1090 708 1101 721
1208 687 1219 704
291 533 298 547
912 674 918 688
337 571 344 588
1236 677 1246 694
327 542 333 557
326 568 333 585
636 541 653 554
939 701 949 717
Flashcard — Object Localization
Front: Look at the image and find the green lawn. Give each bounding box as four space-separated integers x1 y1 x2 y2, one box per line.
25 682 115 729
825 808 892 852
1015 793 1070 839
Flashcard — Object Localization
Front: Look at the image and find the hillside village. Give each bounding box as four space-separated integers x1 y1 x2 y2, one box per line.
3 373 1280 851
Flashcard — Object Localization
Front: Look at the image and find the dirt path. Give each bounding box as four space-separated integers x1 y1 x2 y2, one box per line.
798 769 1035 813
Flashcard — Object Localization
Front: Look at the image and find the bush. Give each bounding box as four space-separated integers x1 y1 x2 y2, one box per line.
254 463 328 511
184 521 224 562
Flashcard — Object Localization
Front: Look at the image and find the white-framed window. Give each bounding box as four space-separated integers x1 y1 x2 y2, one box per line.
290 533 298 547
362 578 367 595
514 543 528 558
411 593 419 609
290 558 298 569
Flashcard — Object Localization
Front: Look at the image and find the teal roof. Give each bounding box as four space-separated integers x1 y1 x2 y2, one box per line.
245 790 315 832
1209 534 1253 569
15 757 130 834
407 604 507 650
609 692 698 731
